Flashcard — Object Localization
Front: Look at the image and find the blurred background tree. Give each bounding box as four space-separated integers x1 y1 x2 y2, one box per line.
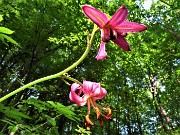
0 0 179 134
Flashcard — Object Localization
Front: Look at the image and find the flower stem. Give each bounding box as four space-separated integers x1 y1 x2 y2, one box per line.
61 74 83 86
0 25 99 103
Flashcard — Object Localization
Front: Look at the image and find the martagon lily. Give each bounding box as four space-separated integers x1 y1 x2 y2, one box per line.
82 5 147 60
69 80 111 130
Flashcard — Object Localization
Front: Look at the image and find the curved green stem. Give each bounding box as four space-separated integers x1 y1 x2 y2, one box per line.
0 25 99 103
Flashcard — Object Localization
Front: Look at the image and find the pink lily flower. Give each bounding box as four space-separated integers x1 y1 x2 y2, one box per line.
69 80 107 106
82 5 147 60
69 80 111 130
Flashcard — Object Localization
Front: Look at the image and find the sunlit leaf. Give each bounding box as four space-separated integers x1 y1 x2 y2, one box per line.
0 27 14 34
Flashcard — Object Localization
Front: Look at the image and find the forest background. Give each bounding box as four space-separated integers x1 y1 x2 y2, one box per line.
0 0 179 134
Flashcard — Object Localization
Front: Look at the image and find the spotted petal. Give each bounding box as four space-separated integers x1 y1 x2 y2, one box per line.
96 41 107 60
107 5 128 27
112 33 130 51
114 22 147 33
82 5 108 28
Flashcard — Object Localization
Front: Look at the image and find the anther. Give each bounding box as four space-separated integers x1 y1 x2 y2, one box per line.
99 117 104 127
105 107 112 120
85 121 91 130
85 114 94 126
94 107 101 119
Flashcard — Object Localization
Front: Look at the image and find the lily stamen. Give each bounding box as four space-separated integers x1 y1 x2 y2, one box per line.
82 4 147 60
69 80 111 130
94 107 101 119
105 107 112 120
85 114 94 126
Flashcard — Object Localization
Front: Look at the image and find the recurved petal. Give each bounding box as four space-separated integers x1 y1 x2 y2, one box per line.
114 22 147 33
107 5 128 27
83 80 94 95
69 83 86 106
82 5 108 28
112 33 131 51
92 83 107 100
71 83 81 92
96 41 107 60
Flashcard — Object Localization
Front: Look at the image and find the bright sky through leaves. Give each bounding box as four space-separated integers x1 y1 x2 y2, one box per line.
143 0 158 9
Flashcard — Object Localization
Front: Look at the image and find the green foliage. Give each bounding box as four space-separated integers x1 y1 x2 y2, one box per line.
0 0 179 134
75 125 92 135
0 98 79 134
0 15 18 45
47 101 78 122
0 15 3 22
0 33 18 45
0 103 32 121
0 27 14 34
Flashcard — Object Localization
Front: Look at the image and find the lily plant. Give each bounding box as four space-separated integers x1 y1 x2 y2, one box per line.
69 80 111 130
82 4 147 60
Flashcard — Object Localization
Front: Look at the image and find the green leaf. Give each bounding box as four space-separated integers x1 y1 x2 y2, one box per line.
75 125 92 135
8 109 32 120
8 125 18 132
3 109 32 121
22 98 51 112
0 103 32 120
47 101 78 122
0 27 14 34
176 69 180 74
0 15 3 22
0 34 18 45
0 34 4 42
46 115 56 127
0 119 16 126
